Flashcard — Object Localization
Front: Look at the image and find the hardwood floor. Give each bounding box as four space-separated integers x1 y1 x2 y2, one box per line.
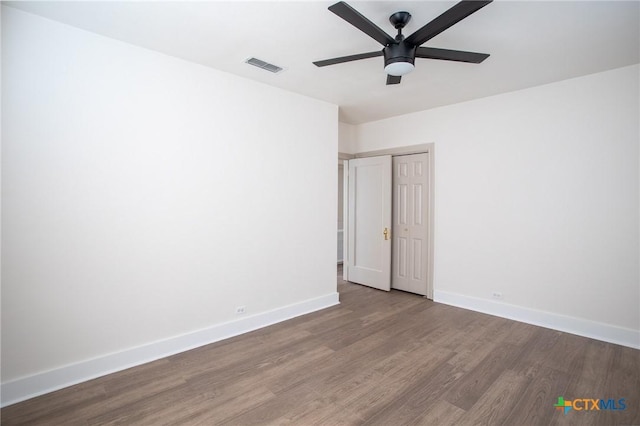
2 266 639 425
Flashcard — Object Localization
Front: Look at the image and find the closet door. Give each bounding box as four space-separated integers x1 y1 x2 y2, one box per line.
346 156 392 291
392 153 429 296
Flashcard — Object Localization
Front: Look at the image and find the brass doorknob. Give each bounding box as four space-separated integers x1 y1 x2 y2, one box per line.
383 227 390 240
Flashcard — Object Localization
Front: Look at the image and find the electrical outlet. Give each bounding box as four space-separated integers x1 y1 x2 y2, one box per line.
492 291 503 299
235 306 246 314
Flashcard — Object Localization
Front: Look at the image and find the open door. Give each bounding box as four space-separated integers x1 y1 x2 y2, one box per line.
346 156 392 291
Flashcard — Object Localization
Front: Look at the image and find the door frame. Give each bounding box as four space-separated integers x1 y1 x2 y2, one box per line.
342 143 435 299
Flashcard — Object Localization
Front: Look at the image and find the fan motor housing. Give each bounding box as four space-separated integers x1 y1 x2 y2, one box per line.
383 42 416 67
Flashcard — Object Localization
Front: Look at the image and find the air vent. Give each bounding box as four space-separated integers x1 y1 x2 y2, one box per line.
245 57 283 73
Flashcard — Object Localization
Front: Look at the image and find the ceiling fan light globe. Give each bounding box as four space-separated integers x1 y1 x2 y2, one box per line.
384 61 414 77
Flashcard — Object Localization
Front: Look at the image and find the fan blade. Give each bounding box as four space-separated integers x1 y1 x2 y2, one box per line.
329 2 396 46
416 47 489 63
405 0 492 47
313 50 383 67
386 75 402 85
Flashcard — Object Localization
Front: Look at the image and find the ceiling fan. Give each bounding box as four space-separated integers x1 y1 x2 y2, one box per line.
313 1 492 85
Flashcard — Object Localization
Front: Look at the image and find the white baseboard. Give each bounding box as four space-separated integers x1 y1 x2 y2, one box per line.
1 292 340 408
434 290 639 350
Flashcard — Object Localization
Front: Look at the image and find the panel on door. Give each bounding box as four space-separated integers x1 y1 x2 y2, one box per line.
392 153 429 295
347 156 392 291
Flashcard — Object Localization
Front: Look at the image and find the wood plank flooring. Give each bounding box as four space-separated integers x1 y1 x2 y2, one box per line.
2 266 639 425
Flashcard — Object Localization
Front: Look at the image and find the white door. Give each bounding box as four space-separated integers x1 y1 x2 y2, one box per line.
347 156 392 291
392 153 430 295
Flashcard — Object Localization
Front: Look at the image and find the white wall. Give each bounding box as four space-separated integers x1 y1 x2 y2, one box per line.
338 121 357 154
356 65 640 347
1 6 338 402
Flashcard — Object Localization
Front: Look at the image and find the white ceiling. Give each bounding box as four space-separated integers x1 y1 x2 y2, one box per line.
7 1 640 124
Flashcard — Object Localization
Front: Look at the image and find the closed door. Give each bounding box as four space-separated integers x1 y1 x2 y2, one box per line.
392 153 429 295
347 156 392 291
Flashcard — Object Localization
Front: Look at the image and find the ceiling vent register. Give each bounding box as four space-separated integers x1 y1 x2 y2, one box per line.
245 57 283 73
